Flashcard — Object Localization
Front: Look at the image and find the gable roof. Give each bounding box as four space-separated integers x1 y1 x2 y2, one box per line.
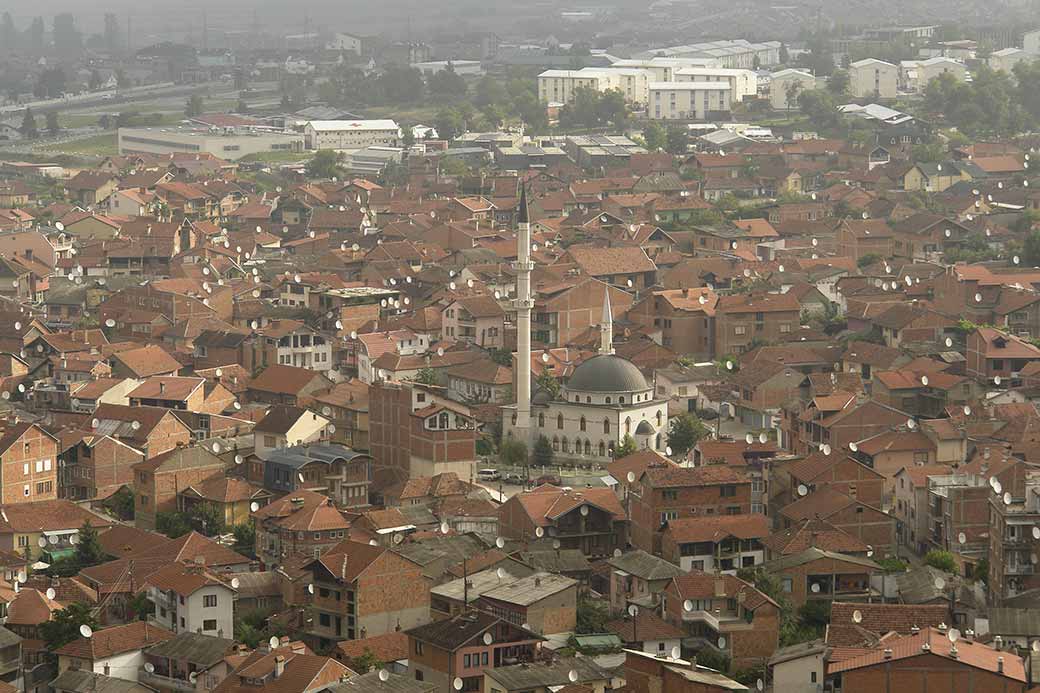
55 621 174 660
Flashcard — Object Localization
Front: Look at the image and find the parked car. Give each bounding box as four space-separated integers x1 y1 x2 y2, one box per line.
534 474 561 487
477 468 501 482
504 472 525 485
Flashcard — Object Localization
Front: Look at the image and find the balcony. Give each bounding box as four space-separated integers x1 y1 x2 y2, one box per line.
1007 564 1035 575
139 669 196 693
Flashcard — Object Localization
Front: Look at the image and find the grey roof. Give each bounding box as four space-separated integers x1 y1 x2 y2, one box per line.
767 638 826 666
52 671 155 693
988 607 1040 636
406 612 542 650
0 625 19 648
895 565 983 609
393 534 488 568
762 547 881 573
431 565 536 603
480 571 577 606
229 571 281 598
144 631 235 667
607 549 685 581
566 354 649 393
518 548 591 573
261 443 370 469
323 670 436 693
486 656 612 689
397 504 438 526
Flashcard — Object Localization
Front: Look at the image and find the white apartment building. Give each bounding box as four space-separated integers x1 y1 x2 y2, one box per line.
674 67 758 101
633 40 782 68
768 69 817 110
303 120 401 150
537 68 651 105
848 58 899 99
118 128 305 161
649 82 732 120
610 57 718 82
989 48 1031 74
899 57 967 92
147 565 236 638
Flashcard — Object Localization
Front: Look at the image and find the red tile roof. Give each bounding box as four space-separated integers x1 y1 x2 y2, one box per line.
54 621 174 660
663 514 769 543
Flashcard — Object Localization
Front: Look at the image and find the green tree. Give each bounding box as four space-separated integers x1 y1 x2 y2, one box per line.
74 521 104 567
184 94 204 118
798 89 841 130
127 591 154 621
474 74 509 109
667 412 709 459
857 253 883 269
972 557 988 584
643 122 666 151
36 67 66 99
306 149 343 179
615 434 638 459
349 649 384 674
533 435 554 467
665 124 689 155
428 67 468 101
827 69 850 96
45 111 59 135
104 487 135 521
1023 229 1040 266
489 348 512 366
924 549 957 573
535 371 560 401
576 593 609 633
402 128 415 147
20 108 37 139
234 608 273 648
40 602 99 651
438 157 469 177
156 511 192 539
434 109 464 141
414 367 438 385
499 438 528 467
186 503 224 537
233 521 256 557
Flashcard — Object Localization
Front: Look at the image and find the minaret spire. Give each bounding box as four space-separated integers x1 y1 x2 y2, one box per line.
513 185 534 437
600 286 614 355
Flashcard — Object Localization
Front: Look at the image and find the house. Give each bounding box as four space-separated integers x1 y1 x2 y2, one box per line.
209 645 351 693
305 539 430 649
127 377 235 414
662 572 781 669
50 671 155 693
763 517 870 559
251 489 353 568
629 464 753 554
109 345 182 380
826 626 1027 693
477 572 578 636
659 514 770 573
0 422 58 504
89 404 193 460
242 320 333 373
55 622 174 682
66 171 118 207
145 562 235 637
628 289 717 360
481 657 613 693
849 59 898 99
555 246 657 290
139 631 237 693
778 486 896 554
446 360 513 405
248 365 334 407
253 406 331 456
714 292 801 356
620 649 749 693
440 296 505 347
769 69 816 110
498 484 627 559
333 630 409 673
405 612 543 693
966 327 1040 385
761 547 880 609
782 451 886 509
133 446 226 530
605 611 684 658
258 444 371 509
606 549 684 614
178 477 271 528
59 433 145 502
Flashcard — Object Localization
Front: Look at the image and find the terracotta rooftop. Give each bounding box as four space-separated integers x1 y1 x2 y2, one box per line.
55 621 173 660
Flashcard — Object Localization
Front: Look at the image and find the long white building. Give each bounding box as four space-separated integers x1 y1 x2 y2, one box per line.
650 82 732 120
303 119 401 150
633 40 782 68
537 68 651 105
674 67 758 101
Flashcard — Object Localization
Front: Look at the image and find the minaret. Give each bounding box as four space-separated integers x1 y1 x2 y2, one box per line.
513 186 535 436
600 286 614 355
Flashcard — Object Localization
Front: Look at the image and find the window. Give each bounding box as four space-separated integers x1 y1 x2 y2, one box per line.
720 485 736 497
603 419 611 434
22 463 27 475
22 485 28 497
538 413 545 428
782 578 793 592
734 326 746 335
557 414 564 429
481 652 488 666
579 417 586 432
204 595 217 608
464 654 471 667
811 672 817 683
415 671 424 682
202 620 217 631
415 642 424 655
17 536 27 548
263 435 277 448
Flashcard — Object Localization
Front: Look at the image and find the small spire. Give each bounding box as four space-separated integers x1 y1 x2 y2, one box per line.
601 286 614 355
518 184 529 225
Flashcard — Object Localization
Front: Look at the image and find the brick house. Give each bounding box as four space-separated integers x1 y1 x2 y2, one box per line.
89 404 193 460
629 465 753 554
627 288 718 360
477 572 578 636
714 292 801 356
606 549 684 615
133 446 226 530
778 487 896 555
761 547 880 609
305 539 430 649
0 423 58 504
368 381 478 493
554 246 658 291
406 612 543 693
763 517 871 559
59 434 145 501
662 572 780 670
781 451 886 509
966 327 1040 385
247 365 334 407
660 514 770 573
498 484 627 560
127 377 236 414
440 295 506 348
530 277 633 348
251 489 354 568
730 362 809 430
621 649 747 693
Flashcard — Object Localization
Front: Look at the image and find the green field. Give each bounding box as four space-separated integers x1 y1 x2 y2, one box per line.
37 132 118 157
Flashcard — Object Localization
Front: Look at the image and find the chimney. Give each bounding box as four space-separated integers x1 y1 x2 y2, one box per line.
273 655 285 678
713 578 726 598
910 625 920 635
883 648 893 660
534 577 541 587
998 656 1005 673
159 382 166 394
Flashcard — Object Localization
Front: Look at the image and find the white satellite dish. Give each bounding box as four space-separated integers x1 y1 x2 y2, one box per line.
568 670 579 683
535 527 544 538
958 532 967 545
269 636 280 649
37 537 47 548
250 501 260 512
852 609 862 624
453 678 464 691
80 625 93 638
483 632 493 646
628 605 639 617
231 577 240 589
495 537 505 549
46 588 55 600
821 444 831 456
797 484 808 496
144 663 155 674
683 599 694 612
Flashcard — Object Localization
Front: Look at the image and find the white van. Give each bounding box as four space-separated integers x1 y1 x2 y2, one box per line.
477 468 501 482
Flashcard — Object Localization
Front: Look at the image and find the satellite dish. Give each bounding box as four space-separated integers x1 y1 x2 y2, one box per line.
231 577 240 589
628 605 639 617
958 532 967 545
821 444 831 456
613 548 623 558
144 663 155 674
250 501 260 512
378 670 390 682
759 433 767 444
453 678 464 691
849 442 858 452
963 406 971 416
535 527 545 538
542 352 550 363
745 433 754 445
46 588 55 600
778 264 785 273
298 473 305 484
683 599 694 612
670 645 681 659
921 375 929 386
80 625 93 638
665 446 673 456
1015 255 1021 265
37 537 47 548
269 636 280 649
725 360 733 370
189 673 198 684
797 484 808 496
948 628 960 644
482 632 493 646
757 680 764 692
495 537 505 548
580 505 589 516
718 637 727 649
496 568 507 580
568 670 579 683
852 609 863 624
70 535 78 545
945 337 953 348
995 375 1003 386
810 583 821 593
55 222 64 231
1005 492 1013 505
